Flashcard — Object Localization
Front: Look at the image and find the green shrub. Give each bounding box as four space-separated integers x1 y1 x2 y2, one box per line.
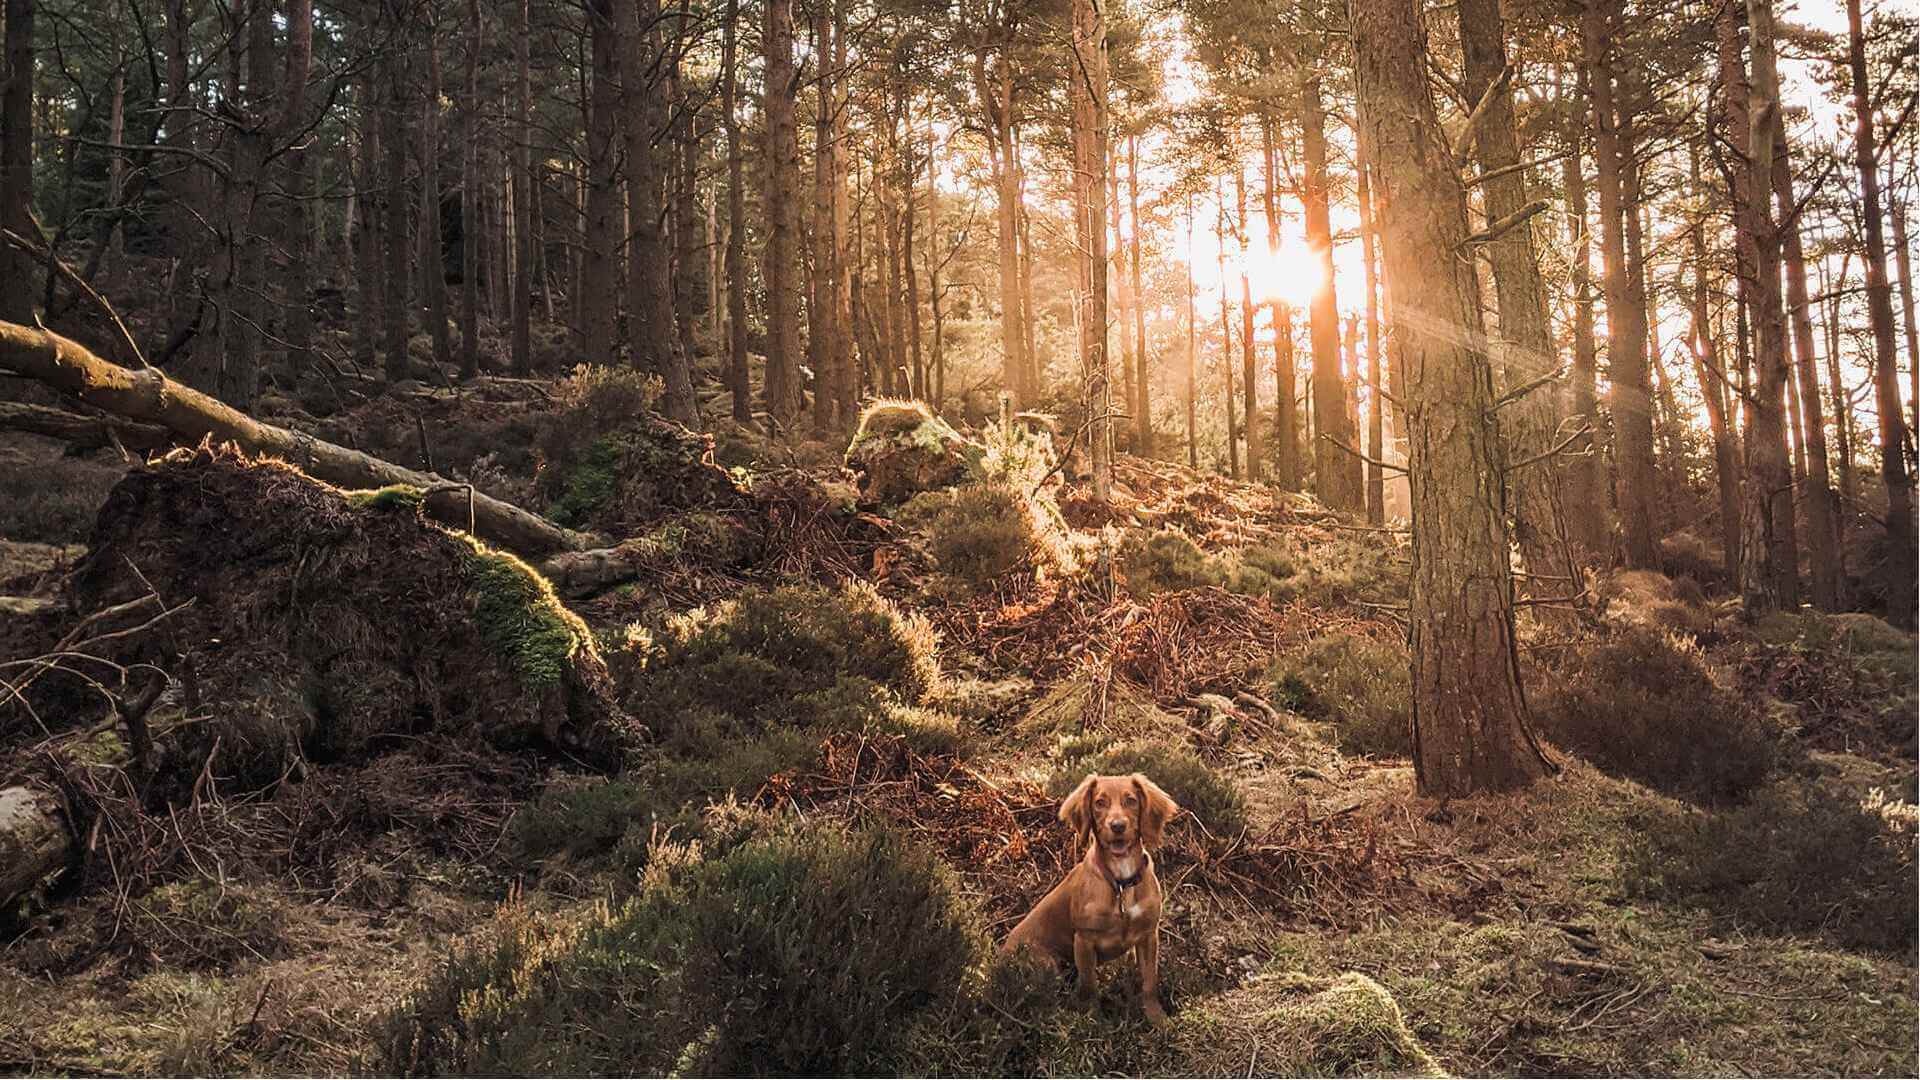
507 778 687 868
1536 625 1782 804
1047 738 1249 838
1269 633 1411 757
1740 612 1918 750
377 825 982 1076
1229 535 1408 608
902 483 1052 594
1623 778 1917 952
650 581 939 710
1119 529 1222 598
550 363 664 429
623 585 953 802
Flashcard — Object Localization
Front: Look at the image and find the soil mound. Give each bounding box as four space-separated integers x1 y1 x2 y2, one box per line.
53 443 631 786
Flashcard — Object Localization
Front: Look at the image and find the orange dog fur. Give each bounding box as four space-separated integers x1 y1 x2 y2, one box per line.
1001 773 1180 1024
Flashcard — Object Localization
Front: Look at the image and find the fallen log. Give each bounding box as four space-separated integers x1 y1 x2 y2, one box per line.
0 320 597 558
0 402 172 452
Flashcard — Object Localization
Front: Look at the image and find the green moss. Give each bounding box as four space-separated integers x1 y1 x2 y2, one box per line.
461 540 596 691
548 436 624 529
343 484 425 512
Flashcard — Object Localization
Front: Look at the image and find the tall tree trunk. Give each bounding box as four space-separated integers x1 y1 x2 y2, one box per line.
281 0 316 378
904 111 925 400
1847 0 1917 616
671 50 702 400
1458 0 1569 587
1071 0 1110 503
1561 75 1605 555
760 0 802 428
1585 0 1658 568
1690 141 1743 580
383 39 412 385
1723 0 1798 612
0 0 33 323
355 82 385 374
422 18 451 370
720 0 750 421
1352 0 1550 797
929 97 947 410
1301 73 1355 511
510 0 532 375
1359 164 1384 525
581 0 622 368
830 0 854 423
626 0 697 424
1186 194 1199 468
1769 109 1840 608
1129 134 1149 452
1236 160 1262 480
1111 146 1134 440
810 11 839 431
460 0 482 378
976 48 1027 406
1216 185 1239 480
1261 115 1298 489
1893 199 1919 417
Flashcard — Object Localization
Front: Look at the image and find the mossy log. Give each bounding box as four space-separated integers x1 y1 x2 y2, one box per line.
0 320 596 558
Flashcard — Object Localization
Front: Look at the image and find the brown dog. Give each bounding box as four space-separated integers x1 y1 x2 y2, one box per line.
1002 772 1180 1024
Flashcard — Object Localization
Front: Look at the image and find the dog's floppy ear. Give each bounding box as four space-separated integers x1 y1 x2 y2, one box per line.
1060 774 1099 847
1131 774 1180 848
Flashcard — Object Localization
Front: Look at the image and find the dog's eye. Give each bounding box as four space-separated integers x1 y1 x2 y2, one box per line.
1124 794 1138 805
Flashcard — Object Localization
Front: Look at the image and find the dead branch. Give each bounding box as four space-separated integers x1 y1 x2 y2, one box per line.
0 320 598 559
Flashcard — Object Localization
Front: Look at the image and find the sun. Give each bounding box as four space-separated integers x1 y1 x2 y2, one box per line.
1243 243 1325 309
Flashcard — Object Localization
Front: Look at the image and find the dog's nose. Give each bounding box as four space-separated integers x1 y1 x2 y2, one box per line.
1108 820 1127 835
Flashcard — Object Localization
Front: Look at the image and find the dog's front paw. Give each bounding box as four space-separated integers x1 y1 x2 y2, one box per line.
1143 999 1169 1027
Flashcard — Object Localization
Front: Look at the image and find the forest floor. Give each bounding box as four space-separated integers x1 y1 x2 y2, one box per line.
0 363 1914 1077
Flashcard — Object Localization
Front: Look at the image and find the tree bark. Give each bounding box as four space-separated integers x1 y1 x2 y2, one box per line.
1723 0 1798 613
422 17 452 371
1129 133 1149 452
1301 73 1355 511
1262 115 1298 489
383 36 413 385
760 0 802 428
1561 74 1605 555
1071 0 1110 503
1846 0 1917 615
510 0 532 376
0 0 33 324
1359 164 1384 525
809 11 839 431
581 0 623 369
1457 0 1569 588
1186 194 1199 469
1351 0 1550 797
1690 140 1743 581
975 42 1027 407
1769 108 1840 608
1236 160 1262 480
460 0 482 379
1585 0 1658 568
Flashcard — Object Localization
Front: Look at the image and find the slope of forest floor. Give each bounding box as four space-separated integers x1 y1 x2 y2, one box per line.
0 370 1914 1077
